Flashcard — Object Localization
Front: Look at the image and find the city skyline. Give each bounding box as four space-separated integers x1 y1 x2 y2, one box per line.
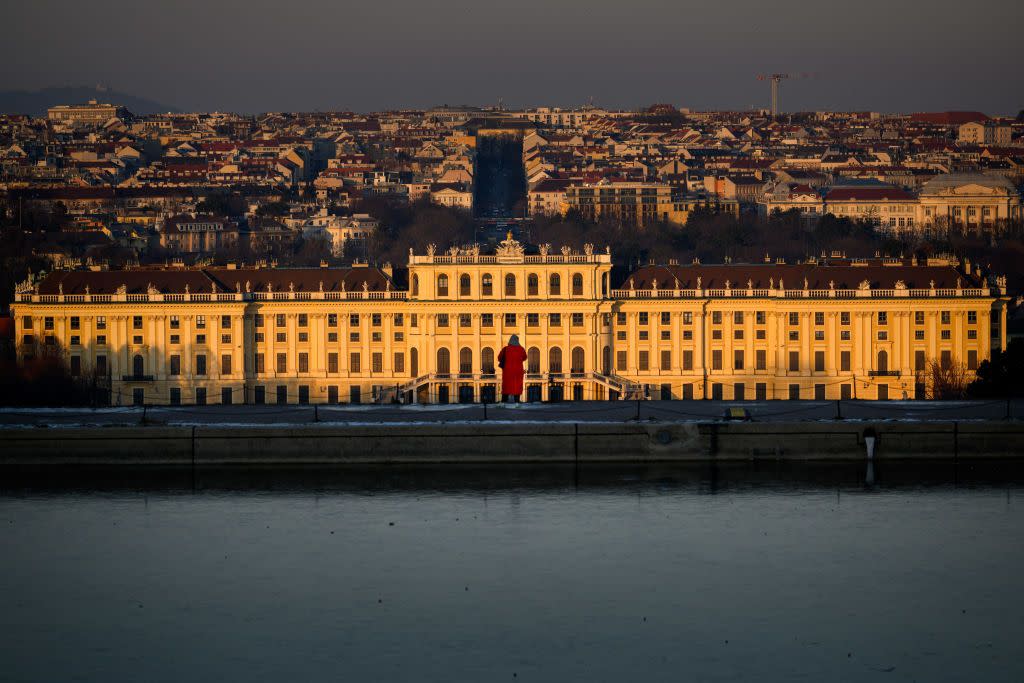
3 0 1022 115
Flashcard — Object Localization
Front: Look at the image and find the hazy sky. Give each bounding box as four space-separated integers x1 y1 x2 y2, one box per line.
3 0 1022 114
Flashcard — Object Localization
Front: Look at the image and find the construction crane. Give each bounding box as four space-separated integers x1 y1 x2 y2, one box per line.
756 73 789 118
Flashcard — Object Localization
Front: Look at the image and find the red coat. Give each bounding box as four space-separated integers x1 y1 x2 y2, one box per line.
498 344 527 396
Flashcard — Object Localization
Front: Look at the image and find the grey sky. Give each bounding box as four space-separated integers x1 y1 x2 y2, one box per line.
3 0 1022 114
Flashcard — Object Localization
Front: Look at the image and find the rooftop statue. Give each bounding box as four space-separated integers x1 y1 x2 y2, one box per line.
496 231 525 258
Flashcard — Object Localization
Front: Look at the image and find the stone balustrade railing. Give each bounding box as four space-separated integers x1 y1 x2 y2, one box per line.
18 290 409 304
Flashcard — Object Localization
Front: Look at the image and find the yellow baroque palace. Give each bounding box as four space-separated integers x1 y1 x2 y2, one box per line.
12 234 1009 406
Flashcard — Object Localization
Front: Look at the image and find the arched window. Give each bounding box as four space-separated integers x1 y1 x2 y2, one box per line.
459 347 473 374
527 347 540 374
133 354 144 377
877 350 888 373
549 273 561 296
437 274 449 297
459 273 471 296
549 346 562 374
572 273 584 296
412 274 419 297
436 347 450 375
571 346 585 374
602 345 611 374
527 273 539 296
505 273 516 296
481 273 493 296
410 347 419 376
601 272 608 297
481 347 495 374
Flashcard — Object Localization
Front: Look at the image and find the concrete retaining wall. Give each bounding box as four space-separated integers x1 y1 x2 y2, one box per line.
1 421 1023 466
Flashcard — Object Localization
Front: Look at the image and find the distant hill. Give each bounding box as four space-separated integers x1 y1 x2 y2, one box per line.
0 85 179 117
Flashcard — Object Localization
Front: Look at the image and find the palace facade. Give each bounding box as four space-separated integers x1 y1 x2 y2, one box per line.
11 235 1009 406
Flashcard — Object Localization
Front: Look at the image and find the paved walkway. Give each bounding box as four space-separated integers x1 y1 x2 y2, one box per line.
0 400 1019 427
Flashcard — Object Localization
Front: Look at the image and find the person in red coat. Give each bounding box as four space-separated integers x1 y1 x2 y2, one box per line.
497 335 527 402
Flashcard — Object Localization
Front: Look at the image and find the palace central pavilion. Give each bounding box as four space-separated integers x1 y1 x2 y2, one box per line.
12 234 1009 405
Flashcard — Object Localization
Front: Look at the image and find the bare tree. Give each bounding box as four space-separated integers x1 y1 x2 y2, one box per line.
927 358 972 400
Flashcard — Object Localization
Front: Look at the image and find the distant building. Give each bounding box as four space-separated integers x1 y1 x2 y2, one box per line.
47 100 130 127
958 121 1012 146
919 174 1022 227
430 184 473 210
160 214 239 253
561 181 737 225
528 178 572 216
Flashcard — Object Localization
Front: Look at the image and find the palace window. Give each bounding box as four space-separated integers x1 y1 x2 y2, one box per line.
505 274 516 296
482 274 493 296
549 347 563 373
528 347 541 374
549 273 561 296
572 273 583 296
437 274 449 296
460 274 471 296
527 274 539 296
